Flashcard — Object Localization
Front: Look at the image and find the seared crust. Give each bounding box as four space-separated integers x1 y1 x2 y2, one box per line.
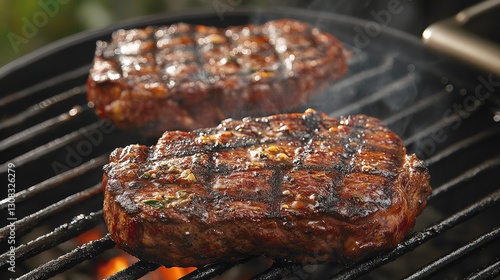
87 19 349 136
103 109 431 267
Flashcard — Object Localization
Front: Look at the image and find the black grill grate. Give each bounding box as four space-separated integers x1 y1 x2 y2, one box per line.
1 7 499 280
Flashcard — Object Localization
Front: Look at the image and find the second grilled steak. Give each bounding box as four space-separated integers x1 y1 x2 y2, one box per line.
103 109 432 267
87 19 349 136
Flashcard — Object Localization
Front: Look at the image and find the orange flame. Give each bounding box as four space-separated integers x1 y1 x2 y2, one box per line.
98 255 130 278
78 227 196 279
76 227 104 244
97 254 196 279
152 267 197 280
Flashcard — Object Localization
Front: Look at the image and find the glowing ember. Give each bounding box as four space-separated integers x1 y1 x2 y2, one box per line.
98 255 129 278
75 227 105 244
156 267 197 280
98 254 196 279
78 228 196 279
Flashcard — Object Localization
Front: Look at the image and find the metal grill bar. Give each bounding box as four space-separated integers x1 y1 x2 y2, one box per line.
464 258 500 280
425 126 500 166
327 56 394 94
403 227 500 279
18 234 115 280
0 155 107 209
180 262 244 280
0 105 91 152
344 50 367 66
0 210 103 270
332 73 416 117
383 89 448 126
403 112 463 146
0 86 85 130
330 189 500 280
0 121 105 173
252 262 301 280
428 156 500 200
104 261 161 280
106 256 248 280
0 184 101 241
0 64 89 107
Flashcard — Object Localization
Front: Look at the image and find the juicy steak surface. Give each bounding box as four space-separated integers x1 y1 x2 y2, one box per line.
103 109 432 267
87 19 349 136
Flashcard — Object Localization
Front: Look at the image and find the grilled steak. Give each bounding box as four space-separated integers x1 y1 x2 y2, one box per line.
87 19 349 136
103 109 432 267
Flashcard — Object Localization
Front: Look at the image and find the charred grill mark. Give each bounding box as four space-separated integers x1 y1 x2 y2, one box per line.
149 112 404 219
324 118 367 215
115 190 140 215
150 27 160 84
190 25 204 79
263 22 289 106
302 109 322 134
163 116 402 190
202 138 218 201
170 143 205 158
193 152 214 184
333 118 366 175
109 40 124 78
358 168 398 179
192 25 213 84
212 160 231 175
292 111 323 169
323 173 343 214
270 168 284 217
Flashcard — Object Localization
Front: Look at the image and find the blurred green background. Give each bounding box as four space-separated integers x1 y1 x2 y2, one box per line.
0 0 305 67
0 0 475 68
